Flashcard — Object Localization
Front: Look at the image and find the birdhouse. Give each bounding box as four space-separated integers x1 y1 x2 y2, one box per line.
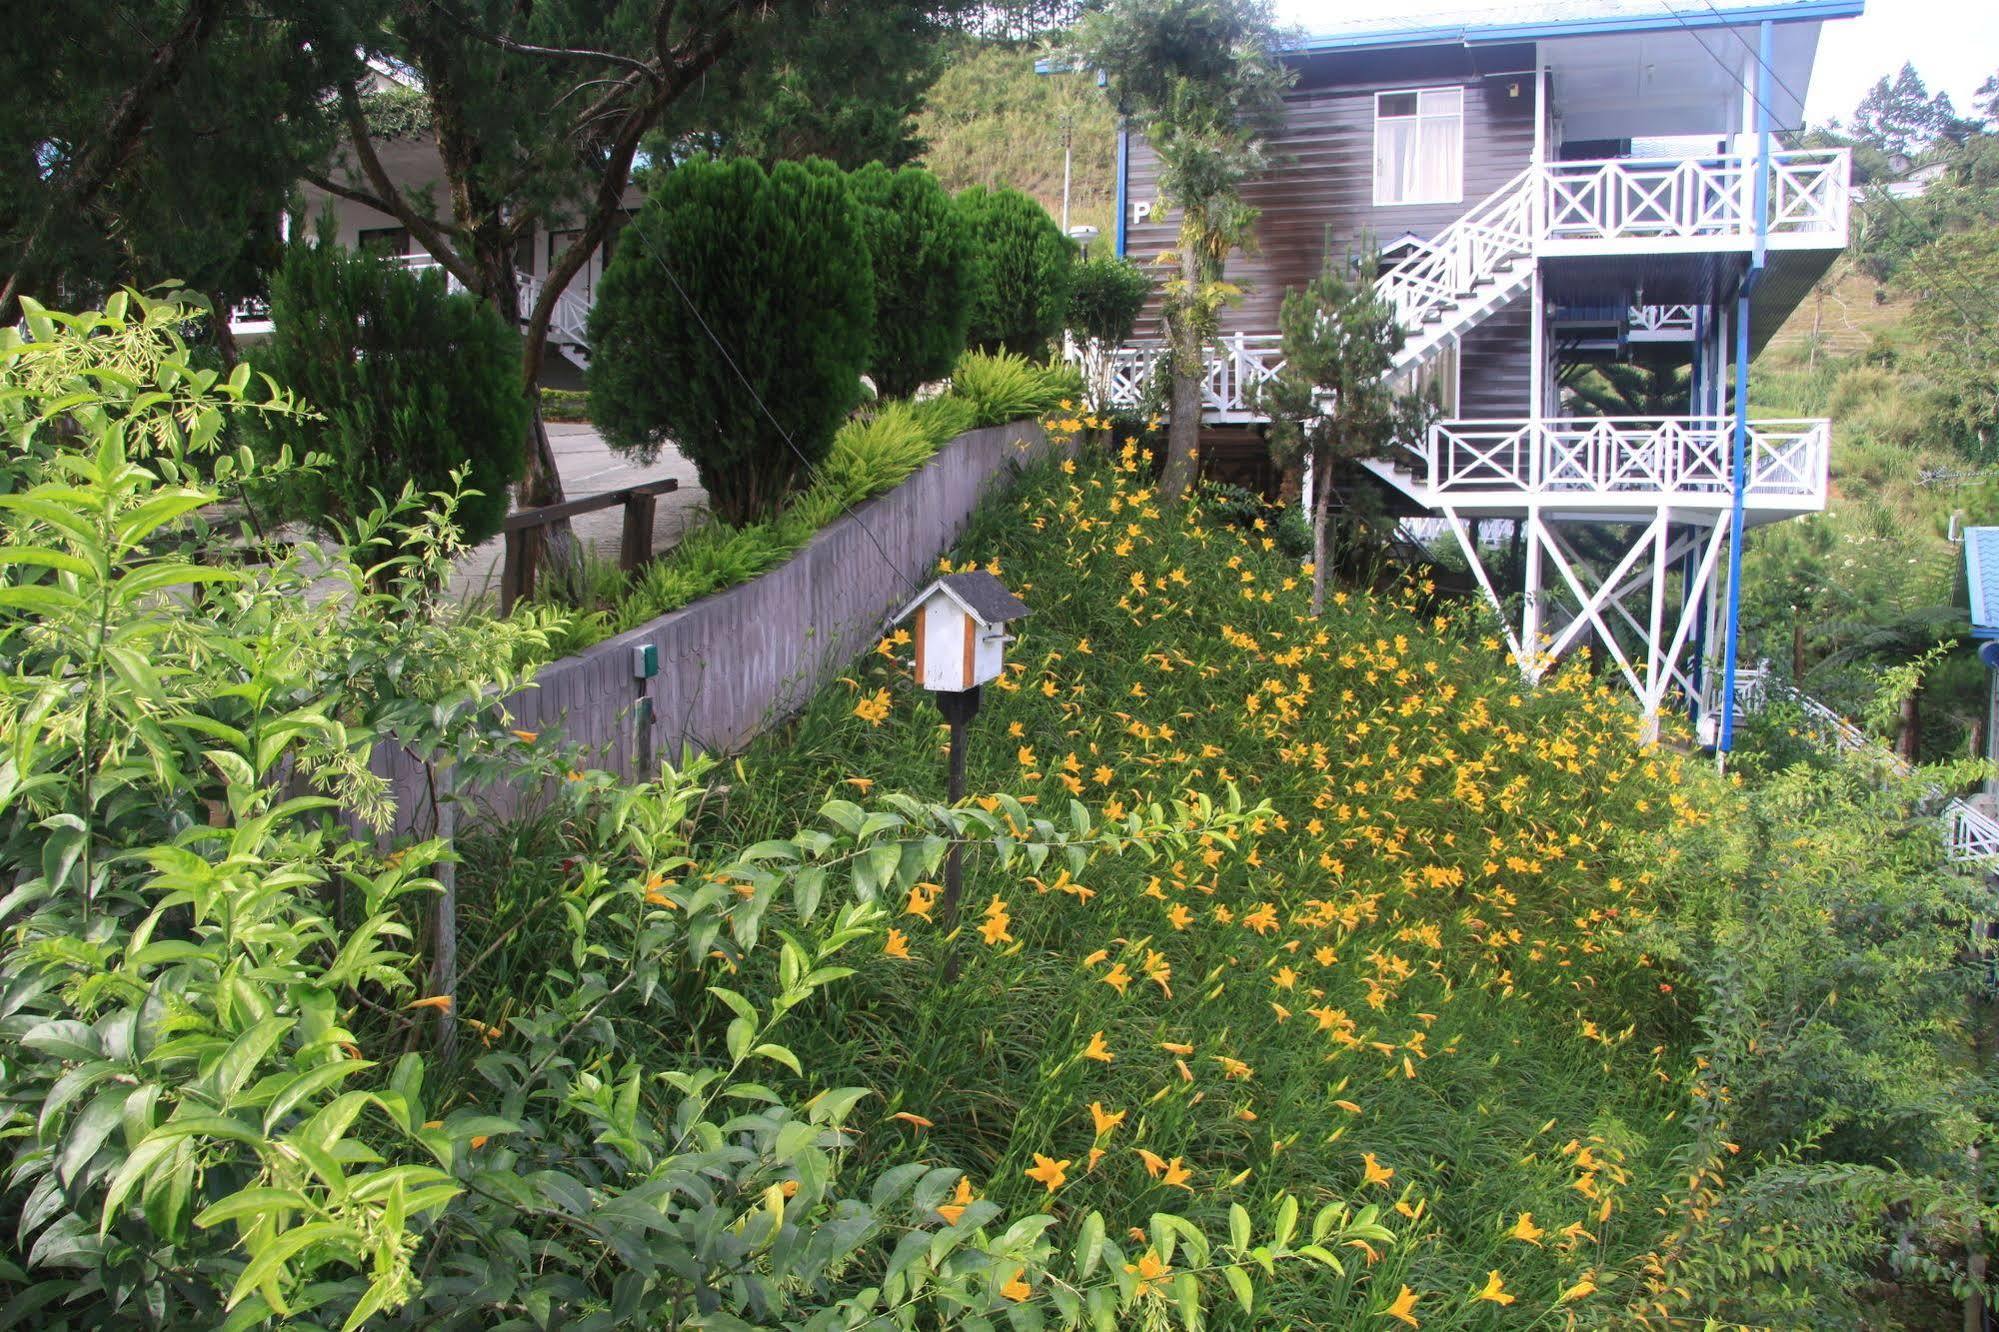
895 571 1030 693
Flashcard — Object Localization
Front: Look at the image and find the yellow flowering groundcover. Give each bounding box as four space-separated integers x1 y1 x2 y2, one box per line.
711 439 1816 1326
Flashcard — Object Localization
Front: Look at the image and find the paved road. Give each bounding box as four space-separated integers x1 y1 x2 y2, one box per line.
448 423 708 603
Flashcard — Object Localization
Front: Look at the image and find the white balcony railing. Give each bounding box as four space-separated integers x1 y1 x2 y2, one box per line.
1539 149 1849 251
1083 332 1285 417
1419 417 1830 504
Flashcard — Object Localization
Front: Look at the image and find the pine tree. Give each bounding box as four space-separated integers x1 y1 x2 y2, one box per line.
1254 252 1433 616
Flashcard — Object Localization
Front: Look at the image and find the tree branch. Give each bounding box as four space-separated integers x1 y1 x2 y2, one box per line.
423 0 663 80
2 0 228 317
334 84 484 291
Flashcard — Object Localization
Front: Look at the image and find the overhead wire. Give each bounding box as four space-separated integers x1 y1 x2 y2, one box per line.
1657 0 1999 355
615 214 920 597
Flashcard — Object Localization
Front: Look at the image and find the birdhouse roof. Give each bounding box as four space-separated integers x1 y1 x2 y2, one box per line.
896 571 1031 627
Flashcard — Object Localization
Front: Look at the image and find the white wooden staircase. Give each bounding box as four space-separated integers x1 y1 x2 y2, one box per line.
1376 165 1538 374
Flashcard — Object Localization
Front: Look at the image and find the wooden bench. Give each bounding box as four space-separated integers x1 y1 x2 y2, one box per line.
499 476 680 613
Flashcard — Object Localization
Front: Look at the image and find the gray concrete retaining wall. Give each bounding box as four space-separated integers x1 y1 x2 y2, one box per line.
370 419 1047 833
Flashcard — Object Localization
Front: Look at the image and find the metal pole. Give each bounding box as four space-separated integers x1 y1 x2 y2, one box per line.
1060 113 1073 234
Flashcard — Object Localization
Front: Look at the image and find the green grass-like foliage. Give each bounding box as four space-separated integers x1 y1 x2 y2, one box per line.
950 348 1083 427
704 447 1992 1327
580 372 1062 648
1 295 1364 1331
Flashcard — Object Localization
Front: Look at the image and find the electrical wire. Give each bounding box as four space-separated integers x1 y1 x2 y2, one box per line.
615 214 920 597
1656 0 1999 356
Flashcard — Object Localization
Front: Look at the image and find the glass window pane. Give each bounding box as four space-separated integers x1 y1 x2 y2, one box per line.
1418 114 1462 200
1379 92 1418 118
1418 87 1463 115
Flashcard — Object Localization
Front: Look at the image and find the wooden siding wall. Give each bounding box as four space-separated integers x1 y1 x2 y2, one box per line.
1124 49 1538 416
1459 293 1534 419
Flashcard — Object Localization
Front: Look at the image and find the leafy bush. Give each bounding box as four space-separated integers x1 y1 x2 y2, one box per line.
847 163 976 397
589 157 874 523
538 386 590 422
950 349 1082 427
252 225 529 546
1068 253 1152 347
956 184 1075 359
0 297 1356 1332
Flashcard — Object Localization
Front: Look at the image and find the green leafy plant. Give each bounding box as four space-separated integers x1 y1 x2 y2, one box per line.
951 349 1082 428
0 296 1350 1332
848 163 976 397
589 157 874 524
955 185 1076 361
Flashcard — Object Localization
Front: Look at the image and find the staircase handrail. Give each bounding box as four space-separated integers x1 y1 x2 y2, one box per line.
1374 165 1537 333
1726 666 1999 865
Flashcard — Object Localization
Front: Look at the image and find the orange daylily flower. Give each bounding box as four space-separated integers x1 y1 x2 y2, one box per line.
1024 1153 1070 1193
1382 1284 1421 1326
1083 1031 1114 1062
1362 1153 1394 1187
937 1176 975 1225
1473 1271 1514 1306
1089 1102 1126 1137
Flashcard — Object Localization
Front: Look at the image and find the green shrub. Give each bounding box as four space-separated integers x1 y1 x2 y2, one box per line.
951 349 1080 427
589 157 874 523
955 185 1075 359
1067 253 1152 347
252 224 529 545
539 386 590 422
848 164 975 397
822 399 950 503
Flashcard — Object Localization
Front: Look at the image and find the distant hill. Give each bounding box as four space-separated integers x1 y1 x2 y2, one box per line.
916 43 1117 244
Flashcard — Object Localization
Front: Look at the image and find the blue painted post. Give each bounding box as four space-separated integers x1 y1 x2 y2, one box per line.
1114 127 1130 258
1752 22 1774 270
1719 294 1752 752
1718 21 1777 755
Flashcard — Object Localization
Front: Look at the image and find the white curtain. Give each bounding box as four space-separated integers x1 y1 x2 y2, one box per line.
1376 89 1463 205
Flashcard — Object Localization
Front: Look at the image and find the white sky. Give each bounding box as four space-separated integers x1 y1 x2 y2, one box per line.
1272 0 1999 124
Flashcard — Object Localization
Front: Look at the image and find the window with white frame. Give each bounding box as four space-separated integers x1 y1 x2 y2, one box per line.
1374 87 1464 206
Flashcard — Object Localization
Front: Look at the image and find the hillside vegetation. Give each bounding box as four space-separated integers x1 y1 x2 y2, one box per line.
701 438 1989 1327
918 43 1117 243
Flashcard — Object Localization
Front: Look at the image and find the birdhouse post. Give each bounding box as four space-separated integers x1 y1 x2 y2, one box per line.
893 572 1030 938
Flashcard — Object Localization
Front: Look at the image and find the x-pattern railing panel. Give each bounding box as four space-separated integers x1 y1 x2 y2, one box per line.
1424 418 1829 501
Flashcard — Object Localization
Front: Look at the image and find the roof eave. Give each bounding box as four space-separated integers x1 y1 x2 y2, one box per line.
1291 1 1864 57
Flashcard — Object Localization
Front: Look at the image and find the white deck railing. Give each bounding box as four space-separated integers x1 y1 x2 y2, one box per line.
1084 332 1285 417
1418 416 1830 504
1087 149 1851 422
1539 149 1848 250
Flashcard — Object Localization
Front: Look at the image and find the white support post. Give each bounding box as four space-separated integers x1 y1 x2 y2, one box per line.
1643 510 1672 738
1529 266 1546 420
1521 506 1545 681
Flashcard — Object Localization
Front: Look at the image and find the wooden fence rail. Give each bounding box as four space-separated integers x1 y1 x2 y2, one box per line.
499 477 680 612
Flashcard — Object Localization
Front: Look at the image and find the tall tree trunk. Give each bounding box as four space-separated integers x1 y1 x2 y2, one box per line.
1310 444 1332 617
1162 369 1202 500
1900 682 1923 764
1157 244 1205 501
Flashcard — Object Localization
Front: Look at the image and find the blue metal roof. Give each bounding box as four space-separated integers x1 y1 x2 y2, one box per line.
1295 0 1863 54
1966 527 1999 638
